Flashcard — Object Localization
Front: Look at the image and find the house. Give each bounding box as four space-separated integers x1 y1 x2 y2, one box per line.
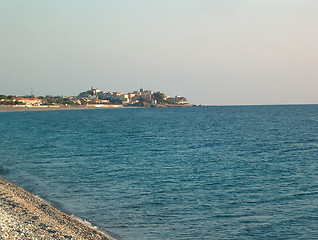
175 96 187 104
133 89 153 102
12 97 43 105
119 94 130 104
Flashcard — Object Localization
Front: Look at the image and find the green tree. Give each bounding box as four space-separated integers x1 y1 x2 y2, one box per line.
166 97 176 104
153 92 167 104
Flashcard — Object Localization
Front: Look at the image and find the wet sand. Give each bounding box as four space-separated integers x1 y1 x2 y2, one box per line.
0 177 114 239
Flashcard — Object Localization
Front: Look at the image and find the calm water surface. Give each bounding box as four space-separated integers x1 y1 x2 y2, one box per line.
0 105 318 239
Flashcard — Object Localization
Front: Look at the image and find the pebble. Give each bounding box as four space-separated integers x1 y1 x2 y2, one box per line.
0 177 115 240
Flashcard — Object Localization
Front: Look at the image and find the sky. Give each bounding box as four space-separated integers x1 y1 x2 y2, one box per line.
1 0 318 105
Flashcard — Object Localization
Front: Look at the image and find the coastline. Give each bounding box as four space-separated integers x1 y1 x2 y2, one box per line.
0 104 194 113
0 176 114 239
0 105 123 113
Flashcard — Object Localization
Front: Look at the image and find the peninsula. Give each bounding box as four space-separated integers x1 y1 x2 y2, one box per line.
0 87 192 111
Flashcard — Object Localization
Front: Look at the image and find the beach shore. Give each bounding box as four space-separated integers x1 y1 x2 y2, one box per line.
0 105 125 113
0 176 114 239
0 104 193 113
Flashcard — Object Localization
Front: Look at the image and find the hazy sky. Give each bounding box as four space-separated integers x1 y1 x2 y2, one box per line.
1 0 318 105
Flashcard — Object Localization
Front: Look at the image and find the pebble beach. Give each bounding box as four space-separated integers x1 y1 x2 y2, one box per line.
0 177 114 239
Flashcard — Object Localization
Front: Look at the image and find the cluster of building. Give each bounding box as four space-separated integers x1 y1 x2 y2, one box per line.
0 97 43 106
78 87 187 106
0 87 188 107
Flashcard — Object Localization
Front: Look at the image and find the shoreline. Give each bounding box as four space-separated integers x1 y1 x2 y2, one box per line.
0 104 194 113
0 105 123 113
0 176 115 239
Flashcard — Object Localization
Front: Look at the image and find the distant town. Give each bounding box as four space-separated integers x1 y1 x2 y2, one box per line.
0 87 191 108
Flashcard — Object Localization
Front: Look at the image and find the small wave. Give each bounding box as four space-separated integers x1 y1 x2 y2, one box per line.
122 201 165 209
214 213 255 219
33 195 116 239
291 191 318 197
0 164 9 175
245 191 318 205
71 215 116 240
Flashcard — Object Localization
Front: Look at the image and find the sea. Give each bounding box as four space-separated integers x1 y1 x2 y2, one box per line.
0 105 318 239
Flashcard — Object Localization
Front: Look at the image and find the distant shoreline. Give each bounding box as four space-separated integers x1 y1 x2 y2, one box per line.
0 104 194 113
0 105 123 113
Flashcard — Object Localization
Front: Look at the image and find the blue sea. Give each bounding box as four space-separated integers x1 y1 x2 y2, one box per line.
1 105 318 239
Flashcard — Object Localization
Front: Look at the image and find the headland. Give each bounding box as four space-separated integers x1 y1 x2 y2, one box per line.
0 87 191 110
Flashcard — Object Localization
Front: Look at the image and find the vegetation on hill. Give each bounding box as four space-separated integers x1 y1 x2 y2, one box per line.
0 88 189 107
